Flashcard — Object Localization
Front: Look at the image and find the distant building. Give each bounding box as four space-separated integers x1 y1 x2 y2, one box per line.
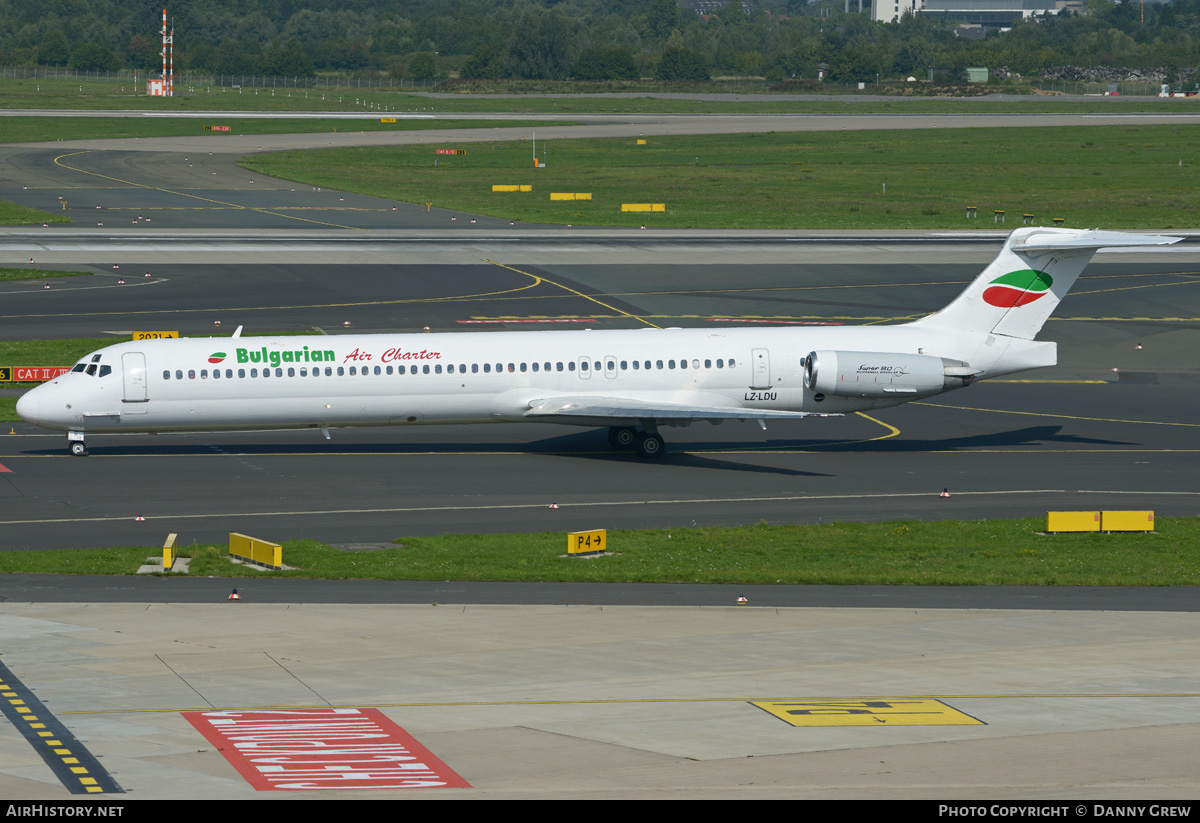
921 0 1060 28
872 0 1061 26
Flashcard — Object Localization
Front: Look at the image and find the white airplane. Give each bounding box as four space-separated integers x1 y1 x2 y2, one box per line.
16 227 1181 458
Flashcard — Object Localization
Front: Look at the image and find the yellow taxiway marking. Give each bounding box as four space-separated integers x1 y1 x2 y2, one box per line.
484 259 662 329
53 151 365 231
916 402 1200 428
65 692 1200 716
751 699 984 727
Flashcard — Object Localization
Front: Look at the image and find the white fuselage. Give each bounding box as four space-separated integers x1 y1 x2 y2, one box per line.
16 324 1035 436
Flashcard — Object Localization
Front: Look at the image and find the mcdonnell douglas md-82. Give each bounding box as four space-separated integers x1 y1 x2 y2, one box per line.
16 228 1182 458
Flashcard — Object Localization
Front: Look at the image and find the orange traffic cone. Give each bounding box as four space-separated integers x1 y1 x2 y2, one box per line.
229 589 241 601
940 488 951 498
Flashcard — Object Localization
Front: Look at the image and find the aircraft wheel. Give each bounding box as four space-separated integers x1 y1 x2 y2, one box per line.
607 426 637 449
69 441 88 457
634 432 665 459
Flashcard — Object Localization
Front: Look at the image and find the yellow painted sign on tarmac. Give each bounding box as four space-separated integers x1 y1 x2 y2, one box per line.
132 331 179 340
381 118 397 123
751 699 984 727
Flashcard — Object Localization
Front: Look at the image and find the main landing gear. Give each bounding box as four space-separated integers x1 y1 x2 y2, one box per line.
607 425 665 459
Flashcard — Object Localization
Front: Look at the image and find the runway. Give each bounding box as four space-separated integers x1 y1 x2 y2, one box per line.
0 116 1199 799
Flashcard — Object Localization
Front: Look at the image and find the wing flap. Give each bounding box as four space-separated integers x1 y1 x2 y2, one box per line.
524 395 829 422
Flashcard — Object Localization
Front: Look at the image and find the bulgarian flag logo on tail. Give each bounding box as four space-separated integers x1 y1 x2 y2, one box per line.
208 352 227 364
982 270 1054 308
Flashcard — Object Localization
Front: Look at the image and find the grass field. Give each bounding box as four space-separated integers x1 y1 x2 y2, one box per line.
0 518 1193 585
0 197 70 226
0 267 88 282
239 124 1200 230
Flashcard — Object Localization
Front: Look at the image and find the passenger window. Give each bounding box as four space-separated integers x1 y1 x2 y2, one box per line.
568 362 575 371
508 363 515 373
484 363 491 373
632 361 639 370
226 369 232 378
435 365 442 374
656 360 663 369
717 359 724 368
374 366 381 375
423 365 430 374
275 368 282 377
288 368 295 377
239 369 246 378
544 362 551 372
300 368 307 377
201 369 209 379
188 370 196 379
212 369 220 379
349 367 356 376
729 358 736 368
448 364 455 374
556 362 564 371
251 369 258 377
472 364 479 373
163 370 170 380
580 361 588 371
263 369 270 378
680 360 687 370
705 359 712 368
645 361 652 370
520 363 527 373
531 363 538 372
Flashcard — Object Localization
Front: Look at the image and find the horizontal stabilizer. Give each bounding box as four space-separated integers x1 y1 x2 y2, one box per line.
1011 229 1182 253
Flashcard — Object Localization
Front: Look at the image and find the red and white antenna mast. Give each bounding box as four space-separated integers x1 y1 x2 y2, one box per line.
160 9 173 97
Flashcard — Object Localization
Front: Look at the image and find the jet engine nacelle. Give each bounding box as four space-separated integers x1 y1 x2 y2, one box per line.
804 350 975 398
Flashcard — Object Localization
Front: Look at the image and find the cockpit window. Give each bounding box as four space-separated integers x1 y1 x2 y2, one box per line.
91 354 102 363
98 365 111 377
71 364 86 373
86 364 97 376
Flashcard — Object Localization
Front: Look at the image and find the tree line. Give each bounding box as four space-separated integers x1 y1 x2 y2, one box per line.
1 0 1197 85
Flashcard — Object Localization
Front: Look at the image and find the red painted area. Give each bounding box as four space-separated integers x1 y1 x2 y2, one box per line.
982 285 1048 309
183 708 470 791
0 463 10 473
10 367 69 382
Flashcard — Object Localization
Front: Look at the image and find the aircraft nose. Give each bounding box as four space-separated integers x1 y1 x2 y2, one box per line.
15 389 38 424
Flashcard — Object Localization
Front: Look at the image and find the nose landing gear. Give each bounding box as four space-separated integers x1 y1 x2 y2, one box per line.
68 432 87 456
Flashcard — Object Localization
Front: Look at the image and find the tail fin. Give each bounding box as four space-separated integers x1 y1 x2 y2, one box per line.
911 228 1181 340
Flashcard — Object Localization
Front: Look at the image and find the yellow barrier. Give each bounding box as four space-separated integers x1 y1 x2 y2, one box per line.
229 533 283 570
1046 512 1099 533
568 529 607 555
163 533 178 571
621 203 665 212
1046 511 1154 533
492 185 533 192
550 193 593 201
1100 511 1154 532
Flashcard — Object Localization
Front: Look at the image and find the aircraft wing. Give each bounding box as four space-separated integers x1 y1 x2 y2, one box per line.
523 395 833 424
